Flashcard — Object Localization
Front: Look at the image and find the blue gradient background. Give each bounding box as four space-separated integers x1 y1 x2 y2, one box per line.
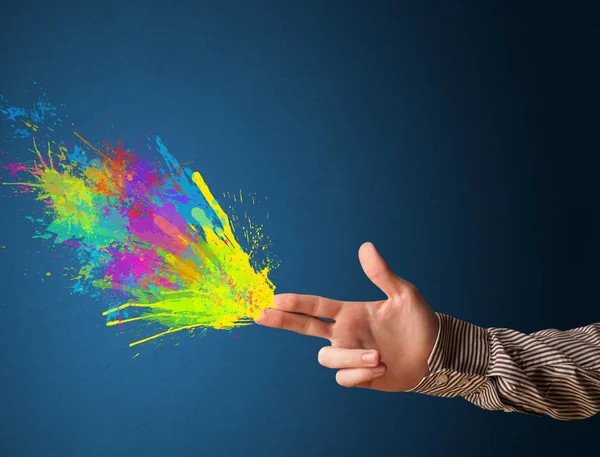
1 1 598 456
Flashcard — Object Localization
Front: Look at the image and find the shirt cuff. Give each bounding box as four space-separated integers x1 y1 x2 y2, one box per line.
407 313 490 397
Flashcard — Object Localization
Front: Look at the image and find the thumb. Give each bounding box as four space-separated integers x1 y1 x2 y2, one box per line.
358 242 411 298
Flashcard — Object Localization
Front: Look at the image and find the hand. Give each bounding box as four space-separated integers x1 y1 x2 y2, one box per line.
255 242 440 392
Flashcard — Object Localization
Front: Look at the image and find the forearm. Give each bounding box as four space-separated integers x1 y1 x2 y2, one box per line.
408 313 600 420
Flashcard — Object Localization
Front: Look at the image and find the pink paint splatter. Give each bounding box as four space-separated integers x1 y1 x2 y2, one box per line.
2 163 27 176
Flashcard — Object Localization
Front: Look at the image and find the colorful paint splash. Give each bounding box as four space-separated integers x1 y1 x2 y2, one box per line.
0 87 277 348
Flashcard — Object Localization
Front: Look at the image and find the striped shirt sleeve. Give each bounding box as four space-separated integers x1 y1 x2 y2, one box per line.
407 313 600 420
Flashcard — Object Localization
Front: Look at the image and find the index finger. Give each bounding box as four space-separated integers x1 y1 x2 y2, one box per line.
273 293 343 319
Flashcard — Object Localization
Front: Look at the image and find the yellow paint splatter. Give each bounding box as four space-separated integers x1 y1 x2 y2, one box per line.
21 119 39 132
100 170 276 347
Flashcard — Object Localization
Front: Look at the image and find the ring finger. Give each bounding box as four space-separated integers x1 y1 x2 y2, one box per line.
318 347 381 369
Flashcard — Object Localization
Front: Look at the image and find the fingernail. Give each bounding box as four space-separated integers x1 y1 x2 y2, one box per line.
372 365 386 375
361 351 376 364
273 295 282 307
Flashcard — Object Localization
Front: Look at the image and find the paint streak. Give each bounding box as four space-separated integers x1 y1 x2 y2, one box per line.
1 90 277 348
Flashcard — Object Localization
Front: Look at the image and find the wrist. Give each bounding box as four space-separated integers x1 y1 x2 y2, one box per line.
425 312 442 375
407 313 490 397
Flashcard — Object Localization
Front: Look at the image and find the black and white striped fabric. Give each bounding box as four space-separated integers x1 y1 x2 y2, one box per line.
408 313 600 420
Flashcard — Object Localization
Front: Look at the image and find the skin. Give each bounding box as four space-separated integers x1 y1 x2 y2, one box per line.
255 242 440 391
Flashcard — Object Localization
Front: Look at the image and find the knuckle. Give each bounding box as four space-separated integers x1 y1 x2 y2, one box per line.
371 268 389 283
407 283 419 296
272 310 285 327
359 380 372 389
312 296 321 316
301 317 312 334
396 283 418 301
287 294 299 308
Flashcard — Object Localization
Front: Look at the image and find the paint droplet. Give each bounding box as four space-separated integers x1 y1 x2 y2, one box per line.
46 272 51 276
